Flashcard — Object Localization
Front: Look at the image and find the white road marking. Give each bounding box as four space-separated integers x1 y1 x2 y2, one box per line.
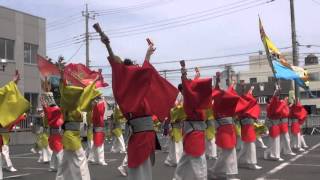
23 167 48 170
11 152 35 157
11 156 38 159
3 173 30 179
257 142 320 179
290 163 320 167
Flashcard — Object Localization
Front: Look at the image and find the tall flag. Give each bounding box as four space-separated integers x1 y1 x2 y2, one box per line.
259 17 309 89
37 55 108 88
64 63 108 88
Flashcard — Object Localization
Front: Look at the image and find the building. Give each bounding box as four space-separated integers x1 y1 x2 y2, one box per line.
0 5 46 114
236 51 320 114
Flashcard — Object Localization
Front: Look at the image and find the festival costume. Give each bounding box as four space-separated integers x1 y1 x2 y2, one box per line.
205 109 217 160
208 85 249 179
264 96 285 161
0 81 30 179
42 92 64 171
173 77 212 180
109 58 178 180
289 102 308 151
56 82 100 180
279 100 295 155
111 106 126 154
237 91 262 170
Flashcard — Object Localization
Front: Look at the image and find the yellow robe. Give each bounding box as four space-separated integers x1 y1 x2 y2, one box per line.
0 81 30 127
60 82 100 151
170 105 186 143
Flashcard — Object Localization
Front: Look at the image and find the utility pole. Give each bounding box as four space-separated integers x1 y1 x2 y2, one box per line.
82 4 95 67
290 0 300 102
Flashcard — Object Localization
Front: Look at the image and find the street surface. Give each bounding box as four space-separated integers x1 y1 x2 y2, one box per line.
3 135 320 180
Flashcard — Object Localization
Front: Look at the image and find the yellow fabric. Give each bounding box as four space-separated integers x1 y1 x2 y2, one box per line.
36 133 49 149
170 127 182 143
62 130 82 151
205 120 216 140
254 122 268 137
87 128 93 140
0 81 30 127
153 120 161 132
112 128 122 138
235 121 241 136
1 133 10 145
205 109 214 120
60 82 100 151
170 105 186 123
113 106 127 124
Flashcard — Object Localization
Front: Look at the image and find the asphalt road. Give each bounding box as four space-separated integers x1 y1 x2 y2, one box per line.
3 135 320 180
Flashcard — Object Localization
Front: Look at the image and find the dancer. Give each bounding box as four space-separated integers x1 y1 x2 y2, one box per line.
95 23 178 180
237 86 262 170
111 105 126 154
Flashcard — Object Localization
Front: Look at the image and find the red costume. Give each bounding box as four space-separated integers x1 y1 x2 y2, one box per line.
289 102 307 135
239 92 261 143
212 86 249 149
44 106 64 152
92 99 106 147
279 99 290 134
182 77 212 157
266 96 288 138
109 59 178 168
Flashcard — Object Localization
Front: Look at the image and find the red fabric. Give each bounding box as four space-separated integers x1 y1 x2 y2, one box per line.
182 78 212 120
92 101 106 146
93 132 105 147
183 131 206 157
44 106 64 128
128 132 155 168
212 86 249 119
6 114 26 131
215 124 237 149
241 124 256 142
241 93 260 120
37 55 60 77
279 122 289 134
291 122 300 135
290 102 308 123
109 59 177 168
181 77 211 156
267 96 288 120
92 101 105 127
64 63 108 88
110 59 178 120
269 125 280 138
49 134 63 152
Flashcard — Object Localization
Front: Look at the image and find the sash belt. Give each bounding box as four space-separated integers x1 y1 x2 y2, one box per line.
215 117 234 128
183 120 206 135
128 116 154 133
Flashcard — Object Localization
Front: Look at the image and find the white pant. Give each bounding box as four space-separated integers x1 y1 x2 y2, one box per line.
291 132 301 149
205 138 217 159
301 135 308 148
209 147 238 177
50 150 63 170
1 145 13 168
90 145 106 164
280 132 293 154
128 157 153 180
238 142 257 165
173 153 207 180
39 146 52 163
236 136 242 151
119 153 128 169
264 136 280 159
0 155 3 180
256 136 267 148
165 139 183 166
86 140 93 161
111 135 126 153
56 148 91 180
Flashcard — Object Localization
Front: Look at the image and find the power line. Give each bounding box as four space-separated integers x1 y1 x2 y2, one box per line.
94 0 173 16
90 0 273 38
66 43 85 63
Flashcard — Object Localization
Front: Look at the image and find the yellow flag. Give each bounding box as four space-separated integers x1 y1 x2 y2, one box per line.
79 82 101 112
0 81 30 127
259 17 281 56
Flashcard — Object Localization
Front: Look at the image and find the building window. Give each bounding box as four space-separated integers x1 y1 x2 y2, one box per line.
268 76 276 83
24 43 38 64
249 78 257 84
309 72 320 81
0 38 14 60
24 93 38 114
257 96 267 104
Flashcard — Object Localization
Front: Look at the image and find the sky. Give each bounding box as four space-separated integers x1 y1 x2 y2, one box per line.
1 0 320 95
